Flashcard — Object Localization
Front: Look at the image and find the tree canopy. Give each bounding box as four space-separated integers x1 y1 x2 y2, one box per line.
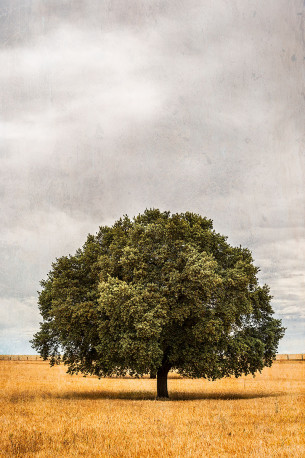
32 209 285 398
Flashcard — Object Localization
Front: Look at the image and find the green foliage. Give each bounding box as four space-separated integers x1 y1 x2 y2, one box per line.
31 209 285 381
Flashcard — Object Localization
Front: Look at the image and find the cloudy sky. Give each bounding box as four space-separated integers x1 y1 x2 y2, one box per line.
0 0 304 354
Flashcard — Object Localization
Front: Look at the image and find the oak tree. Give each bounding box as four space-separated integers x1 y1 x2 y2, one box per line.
32 209 284 398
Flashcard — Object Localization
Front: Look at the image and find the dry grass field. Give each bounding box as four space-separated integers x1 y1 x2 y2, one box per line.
0 360 304 457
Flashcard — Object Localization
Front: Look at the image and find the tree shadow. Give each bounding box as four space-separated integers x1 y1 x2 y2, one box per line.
170 391 284 401
55 390 285 402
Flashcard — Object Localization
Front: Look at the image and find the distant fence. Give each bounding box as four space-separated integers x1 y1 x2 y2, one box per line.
275 354 304 361
0 355 44 361
0 354 304 361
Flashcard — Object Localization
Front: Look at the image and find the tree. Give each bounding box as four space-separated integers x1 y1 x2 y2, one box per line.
31 209 285 398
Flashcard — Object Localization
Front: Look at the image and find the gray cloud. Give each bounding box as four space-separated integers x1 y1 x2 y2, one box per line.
1 0 305 353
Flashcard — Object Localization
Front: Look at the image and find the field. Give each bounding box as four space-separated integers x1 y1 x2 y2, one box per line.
0 360 304 457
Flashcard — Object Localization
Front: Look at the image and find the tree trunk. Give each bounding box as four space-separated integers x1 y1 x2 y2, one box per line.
157 364 171 398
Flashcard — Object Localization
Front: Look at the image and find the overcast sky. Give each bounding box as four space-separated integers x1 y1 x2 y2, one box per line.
0 0 304 354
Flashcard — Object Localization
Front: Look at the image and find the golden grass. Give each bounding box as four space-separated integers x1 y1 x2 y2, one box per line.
0 360 304 457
